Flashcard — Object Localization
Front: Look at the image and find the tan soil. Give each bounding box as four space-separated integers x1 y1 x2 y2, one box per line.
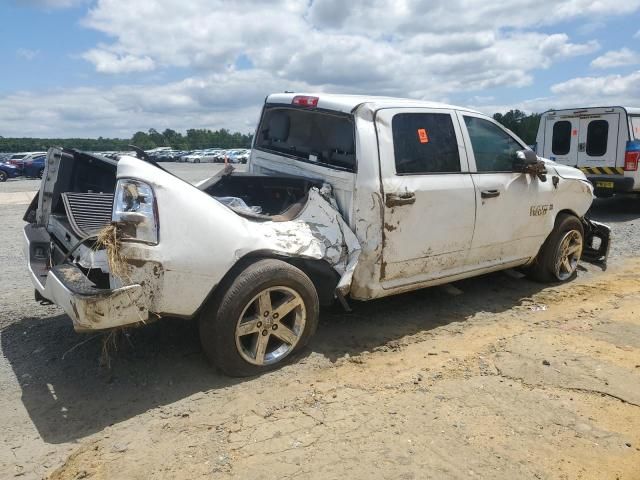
45 260 640 480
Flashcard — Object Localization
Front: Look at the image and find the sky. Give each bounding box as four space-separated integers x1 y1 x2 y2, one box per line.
0 0 639 138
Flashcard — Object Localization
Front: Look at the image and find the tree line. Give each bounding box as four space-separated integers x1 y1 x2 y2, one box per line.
0 110 540 153
0 128 253 153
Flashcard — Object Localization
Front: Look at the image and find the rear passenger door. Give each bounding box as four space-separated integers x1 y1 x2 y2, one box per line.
375 108 476 288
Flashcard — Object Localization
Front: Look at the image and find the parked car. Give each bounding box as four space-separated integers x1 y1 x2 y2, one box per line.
0 162 20 182
22 154 46 178
535 106 640 197
7 152 46 171
24 94 610 377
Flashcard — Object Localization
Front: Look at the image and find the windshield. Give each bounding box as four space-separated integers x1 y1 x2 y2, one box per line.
631 116 640 140
255 106 356 172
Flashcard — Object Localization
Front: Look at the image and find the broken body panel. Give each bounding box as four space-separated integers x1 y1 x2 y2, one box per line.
25 149 360 331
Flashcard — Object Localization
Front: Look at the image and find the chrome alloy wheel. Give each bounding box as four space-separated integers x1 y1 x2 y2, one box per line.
235 286 306 366
554 229 583 281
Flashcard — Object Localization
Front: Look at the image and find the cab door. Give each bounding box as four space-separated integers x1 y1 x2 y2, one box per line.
375 108 476 289
457 112 555 268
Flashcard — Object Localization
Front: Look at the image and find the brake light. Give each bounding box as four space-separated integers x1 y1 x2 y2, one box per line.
112 179 159 244
292 95 319 107
625 151 639 171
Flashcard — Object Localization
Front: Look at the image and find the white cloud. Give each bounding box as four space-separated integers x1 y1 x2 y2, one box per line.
82 49 155 74
16 48 40 61
634 30 640 39
591 48 640 69
3 0 640 137
0 70 311 137
475 70 640 114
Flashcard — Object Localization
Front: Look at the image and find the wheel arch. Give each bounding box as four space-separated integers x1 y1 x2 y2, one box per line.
195 251 339 318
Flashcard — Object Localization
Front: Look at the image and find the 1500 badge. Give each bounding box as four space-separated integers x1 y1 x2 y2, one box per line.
530 204 553 216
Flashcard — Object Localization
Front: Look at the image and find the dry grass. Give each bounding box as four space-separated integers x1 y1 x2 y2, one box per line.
95 223 131 282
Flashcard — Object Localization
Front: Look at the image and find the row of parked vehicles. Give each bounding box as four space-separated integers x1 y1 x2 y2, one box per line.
144 147 251 164
0 147 252 181
0 151 47 181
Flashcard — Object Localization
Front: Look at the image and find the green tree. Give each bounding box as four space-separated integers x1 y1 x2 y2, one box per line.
493 110 541 145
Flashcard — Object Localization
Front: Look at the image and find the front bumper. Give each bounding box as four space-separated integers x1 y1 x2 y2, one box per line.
586 174 634 195
582 218 611 266
24 224 149 332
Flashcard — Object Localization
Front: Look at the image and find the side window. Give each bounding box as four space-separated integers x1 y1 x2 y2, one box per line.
463 116 522 172
586 120 608 157
552 121 571 155
392 113 460 174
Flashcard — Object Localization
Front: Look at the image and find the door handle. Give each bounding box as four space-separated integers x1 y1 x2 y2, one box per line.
385 192 416 207
481 189 500 199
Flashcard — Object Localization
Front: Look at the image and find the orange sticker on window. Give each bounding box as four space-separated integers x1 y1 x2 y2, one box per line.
572 129 578 136
418 128 429 143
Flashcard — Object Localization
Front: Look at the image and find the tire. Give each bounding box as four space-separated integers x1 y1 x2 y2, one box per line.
199 259 319 377
527 213 584 283
38 168 44 179
0 171 6 182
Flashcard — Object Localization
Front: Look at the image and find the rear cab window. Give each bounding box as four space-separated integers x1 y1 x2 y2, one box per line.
254 105 356 172
392 113 461 174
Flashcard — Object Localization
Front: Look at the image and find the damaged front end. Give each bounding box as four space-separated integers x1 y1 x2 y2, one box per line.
582 217 611 266
24 147 361 332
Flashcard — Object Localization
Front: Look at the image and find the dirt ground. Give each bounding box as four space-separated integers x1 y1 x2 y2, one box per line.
1 167 639 479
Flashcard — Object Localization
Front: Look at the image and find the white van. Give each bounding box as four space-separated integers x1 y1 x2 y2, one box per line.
535 106 640 197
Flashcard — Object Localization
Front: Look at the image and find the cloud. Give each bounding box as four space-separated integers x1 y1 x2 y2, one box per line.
0 70 311 137
82 49 155 74
3 0 640 137
475 70 640 114
591 48 640 69
16 48 40 61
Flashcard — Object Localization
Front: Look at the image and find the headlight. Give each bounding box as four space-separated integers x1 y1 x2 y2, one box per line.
112 179 159 244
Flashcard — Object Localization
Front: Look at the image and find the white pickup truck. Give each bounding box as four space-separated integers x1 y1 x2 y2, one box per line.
23 93 610 376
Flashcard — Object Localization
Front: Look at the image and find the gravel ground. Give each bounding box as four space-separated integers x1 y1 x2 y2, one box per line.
1 167 639 479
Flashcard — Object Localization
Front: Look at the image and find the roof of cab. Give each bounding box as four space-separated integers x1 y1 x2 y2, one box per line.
266 93 482 115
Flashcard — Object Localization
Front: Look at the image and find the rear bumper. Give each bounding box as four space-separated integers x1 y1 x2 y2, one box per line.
586 174 634 195
24 225 148 332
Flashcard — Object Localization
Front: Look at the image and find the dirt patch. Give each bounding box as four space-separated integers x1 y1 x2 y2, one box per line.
41 260 640 480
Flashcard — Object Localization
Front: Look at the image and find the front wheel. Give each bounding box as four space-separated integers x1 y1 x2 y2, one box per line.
199 259 319 377
0 171 6 182
527 213 584 283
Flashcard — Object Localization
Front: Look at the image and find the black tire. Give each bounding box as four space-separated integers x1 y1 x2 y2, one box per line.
0 171 6 182
38 168 44 179
199 259 319 377
526 213 584 283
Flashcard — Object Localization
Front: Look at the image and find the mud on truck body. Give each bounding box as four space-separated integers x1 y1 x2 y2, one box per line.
24 93 610 376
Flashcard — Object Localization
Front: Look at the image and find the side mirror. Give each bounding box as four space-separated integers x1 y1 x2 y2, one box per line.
513 149 548 181
512 149 538 172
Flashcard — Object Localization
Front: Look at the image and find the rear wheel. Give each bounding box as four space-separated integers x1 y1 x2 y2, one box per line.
199 259 319 377
0 171 7 182
527 213 584 283
38 168 44 179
